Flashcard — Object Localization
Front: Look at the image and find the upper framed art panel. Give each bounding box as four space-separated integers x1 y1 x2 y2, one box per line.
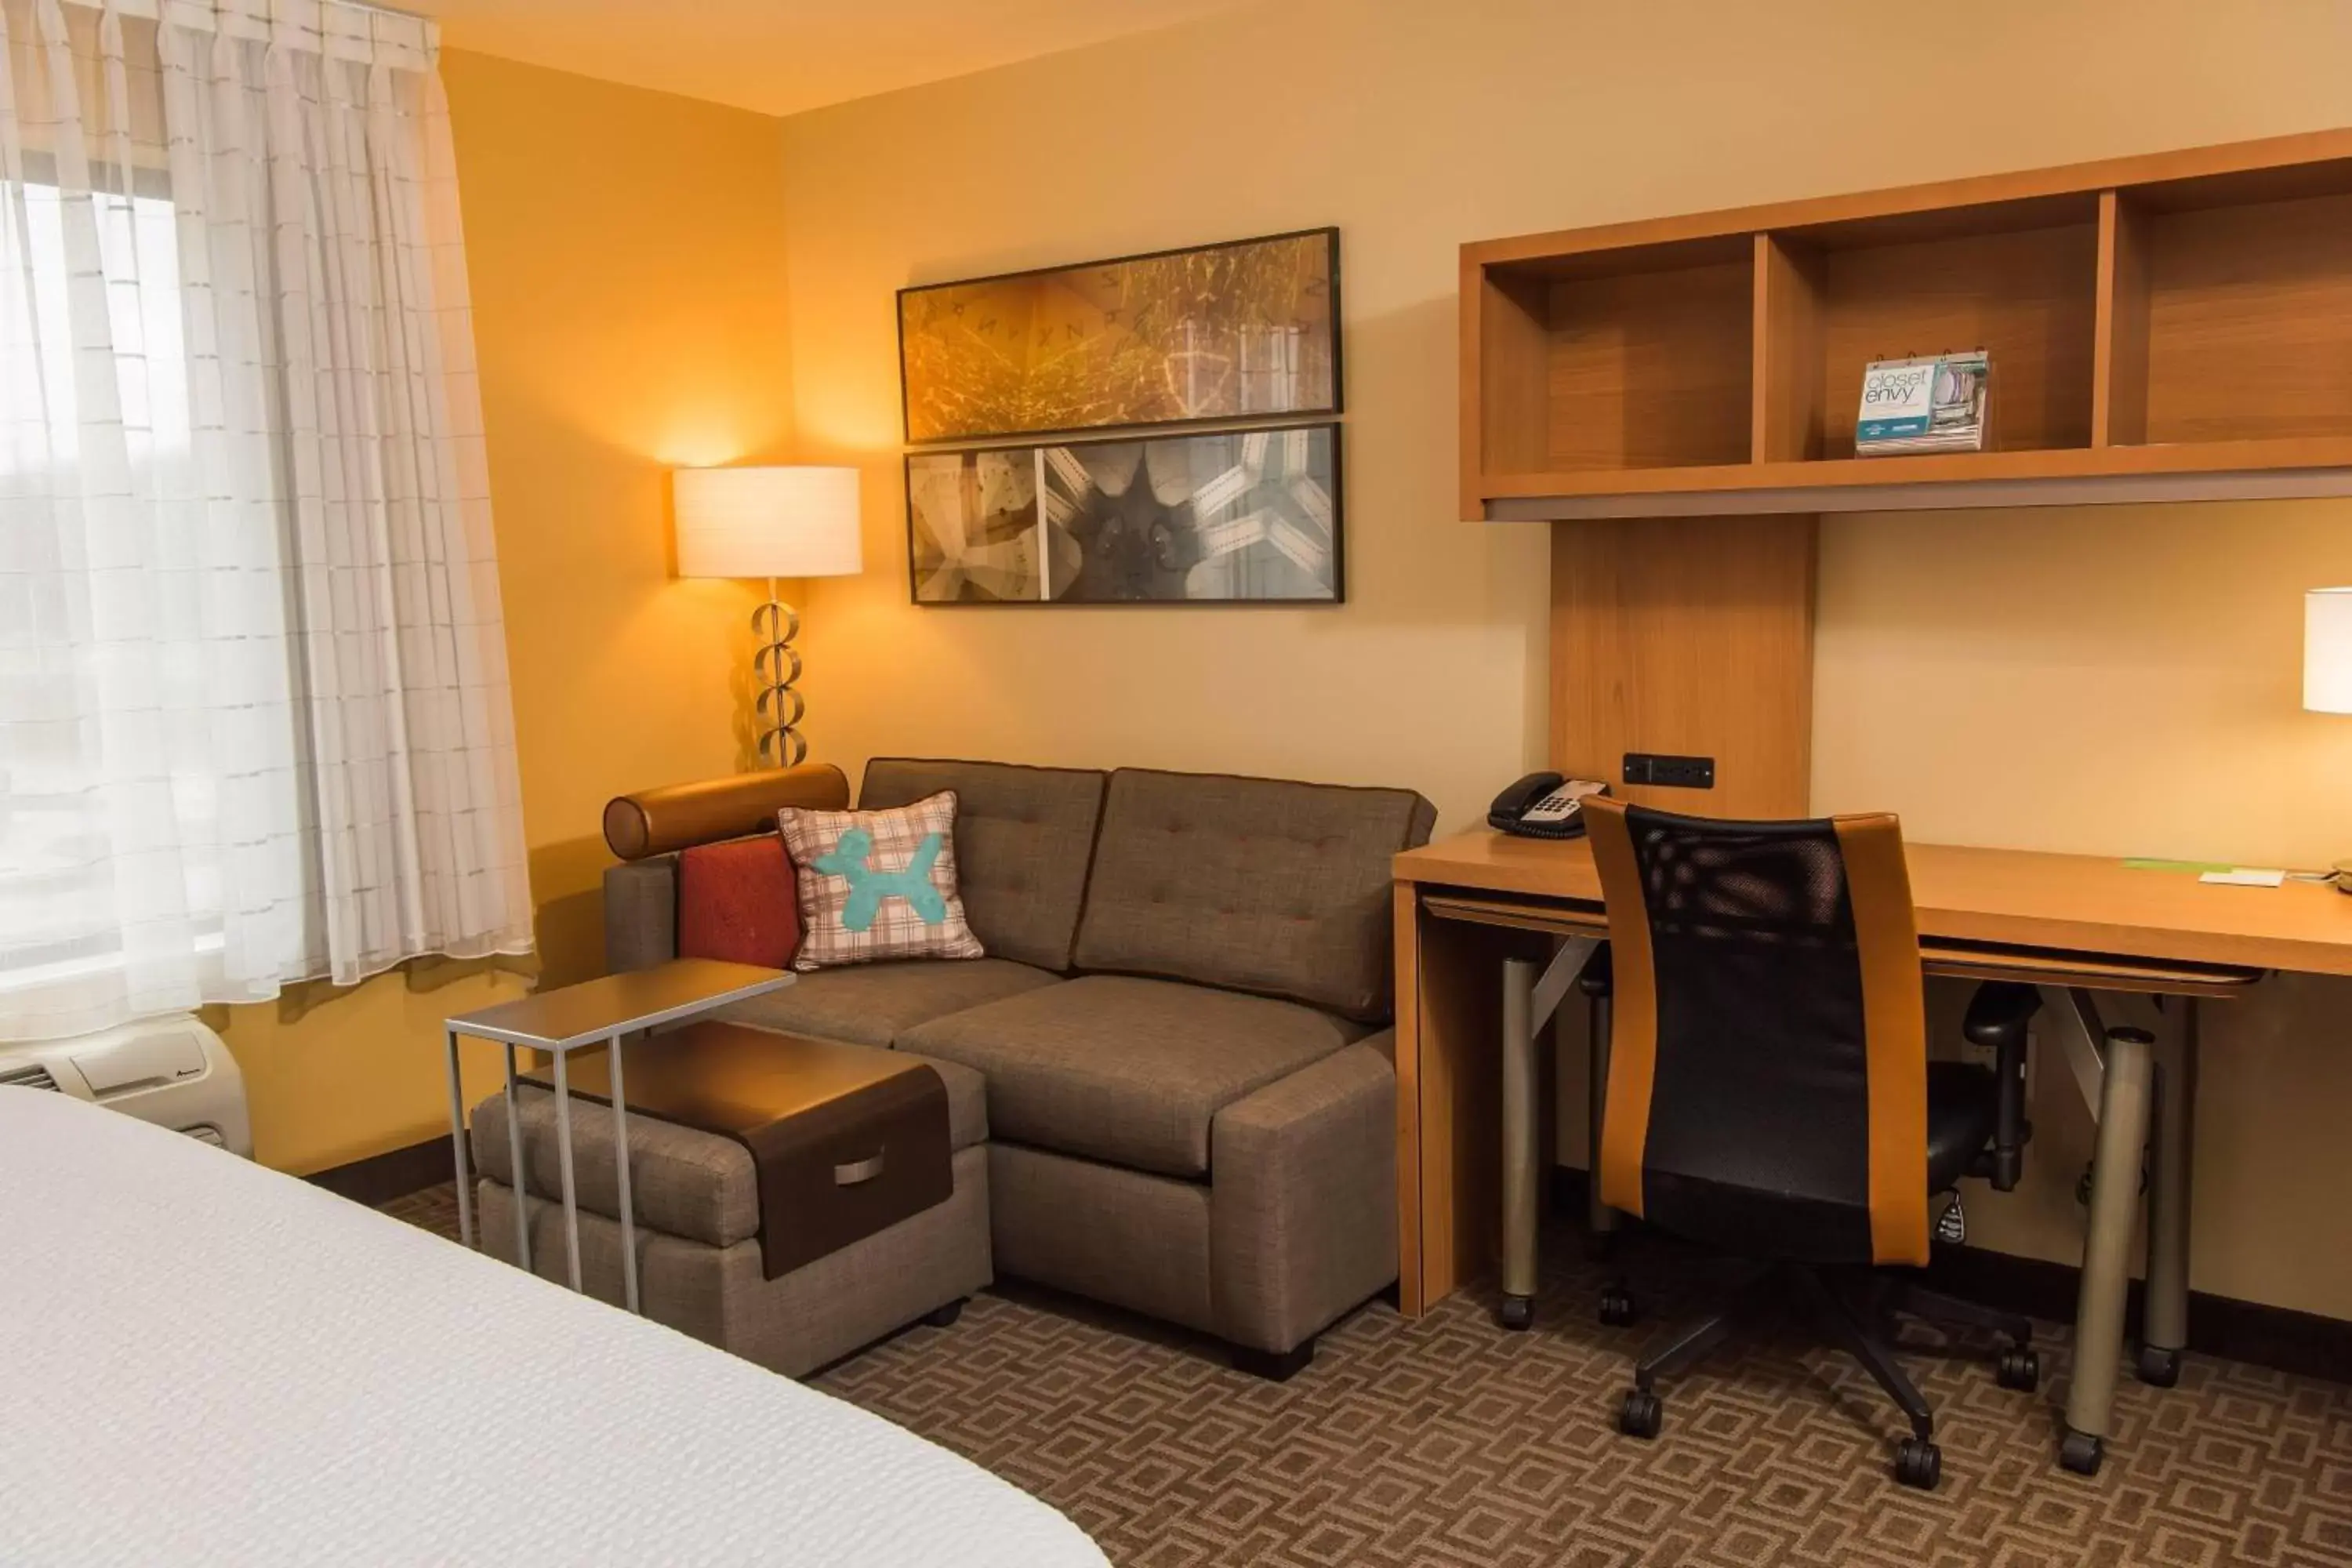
898 227 1341 444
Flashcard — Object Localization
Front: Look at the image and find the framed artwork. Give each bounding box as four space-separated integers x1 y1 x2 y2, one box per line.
906 423 1342 605
897 228 1341 444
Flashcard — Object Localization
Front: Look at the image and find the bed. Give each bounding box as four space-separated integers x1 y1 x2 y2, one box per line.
0 1087 1108 1566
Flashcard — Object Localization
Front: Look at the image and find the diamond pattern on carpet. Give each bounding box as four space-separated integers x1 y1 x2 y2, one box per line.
382 1183 2352 1566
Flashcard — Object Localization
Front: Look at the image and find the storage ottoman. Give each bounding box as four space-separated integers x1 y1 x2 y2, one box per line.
469 1030 992 1377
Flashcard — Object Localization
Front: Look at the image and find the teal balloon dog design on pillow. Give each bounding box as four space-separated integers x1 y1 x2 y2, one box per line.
812 828 947 932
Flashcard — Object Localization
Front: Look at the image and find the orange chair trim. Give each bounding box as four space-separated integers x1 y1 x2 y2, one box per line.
1834 814 1932 1268
1581 797 1655 1221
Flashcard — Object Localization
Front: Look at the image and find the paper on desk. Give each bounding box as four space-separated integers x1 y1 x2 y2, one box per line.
2198 867 2286 887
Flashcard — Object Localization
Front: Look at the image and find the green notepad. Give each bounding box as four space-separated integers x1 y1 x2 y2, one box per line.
2121 858 2238 874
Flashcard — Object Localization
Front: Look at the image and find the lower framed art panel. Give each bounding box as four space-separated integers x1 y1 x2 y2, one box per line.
906 423 1342 604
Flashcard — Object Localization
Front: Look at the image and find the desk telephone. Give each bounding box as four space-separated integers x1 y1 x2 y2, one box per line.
1488 772 1609 838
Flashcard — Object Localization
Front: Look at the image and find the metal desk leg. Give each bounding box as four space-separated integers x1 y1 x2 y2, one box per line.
443 1026 474 1251
552 1045 583 1293
2140 1000 2198 1388
1497 938 1597 1330
608 1030 641 1314
2061 1023 2156 1476
1498 957 1541 1330
503 1044 531 1273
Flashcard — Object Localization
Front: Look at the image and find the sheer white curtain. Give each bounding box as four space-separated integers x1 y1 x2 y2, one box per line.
0 0 530 1041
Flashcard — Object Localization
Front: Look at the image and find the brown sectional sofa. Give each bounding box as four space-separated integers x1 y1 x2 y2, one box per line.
601 758 1435 1377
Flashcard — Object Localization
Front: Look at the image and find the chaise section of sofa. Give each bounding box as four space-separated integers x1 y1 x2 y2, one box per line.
599 757 1435 1377
470 1045 993 1377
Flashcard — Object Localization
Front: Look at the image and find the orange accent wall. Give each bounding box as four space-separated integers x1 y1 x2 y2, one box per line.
216 49 796 1174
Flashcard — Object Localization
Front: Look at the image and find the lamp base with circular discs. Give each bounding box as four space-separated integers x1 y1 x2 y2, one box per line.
752 597 806 768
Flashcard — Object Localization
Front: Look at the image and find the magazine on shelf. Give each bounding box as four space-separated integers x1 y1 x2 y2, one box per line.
1855 350 1991 456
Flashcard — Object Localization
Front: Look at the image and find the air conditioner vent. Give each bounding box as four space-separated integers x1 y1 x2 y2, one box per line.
0 1062 60 1092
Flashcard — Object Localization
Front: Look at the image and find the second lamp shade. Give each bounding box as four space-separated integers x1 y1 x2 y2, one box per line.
2309 587 2352 716
674 466 863 580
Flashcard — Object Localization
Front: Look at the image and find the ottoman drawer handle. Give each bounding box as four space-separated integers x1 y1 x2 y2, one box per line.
834 1151 886 1186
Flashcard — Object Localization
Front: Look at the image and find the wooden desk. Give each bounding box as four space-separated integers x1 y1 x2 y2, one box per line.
1391 828 2352 1472
1399 831 2352 982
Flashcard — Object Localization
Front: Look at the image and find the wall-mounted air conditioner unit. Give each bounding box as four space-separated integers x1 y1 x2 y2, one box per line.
0 1014 251 1158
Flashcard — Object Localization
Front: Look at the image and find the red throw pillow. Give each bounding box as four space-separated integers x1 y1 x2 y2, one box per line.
676 833 800 969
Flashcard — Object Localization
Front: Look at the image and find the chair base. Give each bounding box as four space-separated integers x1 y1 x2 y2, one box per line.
1613 1260 2034 1491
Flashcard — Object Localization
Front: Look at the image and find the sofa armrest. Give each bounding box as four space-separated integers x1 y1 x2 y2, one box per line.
1208 1034 1398 1353
604 856 677 973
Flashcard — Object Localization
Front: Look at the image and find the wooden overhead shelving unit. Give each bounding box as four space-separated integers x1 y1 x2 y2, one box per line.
1462 129 2352 521
1461 130 2352 817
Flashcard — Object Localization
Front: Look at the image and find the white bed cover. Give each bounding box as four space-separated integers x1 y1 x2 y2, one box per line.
0 1087 1108 1567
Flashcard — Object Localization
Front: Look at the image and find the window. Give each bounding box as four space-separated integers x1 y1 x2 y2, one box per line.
1 173 303 1022
2 5 532 1042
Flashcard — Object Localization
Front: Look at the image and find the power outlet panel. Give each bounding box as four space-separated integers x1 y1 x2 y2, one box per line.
1623 753 1715 789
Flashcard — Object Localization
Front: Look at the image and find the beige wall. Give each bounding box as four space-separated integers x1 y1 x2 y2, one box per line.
775 0 2352 1315
216 52 794 1173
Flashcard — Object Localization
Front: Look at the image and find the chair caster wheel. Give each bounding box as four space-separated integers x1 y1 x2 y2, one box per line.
1497 1294 1534 1331
1598 1284 1638 1328
2136 1345 2180 1388
2058 1428 2103 1475
1893 1437 1942 1490
922 1298 965 1328
1996 1345 2041 1393
1617 1388 1662 1439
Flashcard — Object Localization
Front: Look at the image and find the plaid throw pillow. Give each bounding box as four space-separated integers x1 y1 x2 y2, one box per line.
776 790 985 970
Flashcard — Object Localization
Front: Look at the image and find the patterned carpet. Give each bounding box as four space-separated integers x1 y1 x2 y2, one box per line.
382 1183 2352 1566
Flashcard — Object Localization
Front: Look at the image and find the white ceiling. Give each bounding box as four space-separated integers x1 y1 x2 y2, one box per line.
413 0 1260 118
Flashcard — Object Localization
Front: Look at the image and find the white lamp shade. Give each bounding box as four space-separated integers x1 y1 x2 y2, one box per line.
2309 587 2352 715
673 466 863 579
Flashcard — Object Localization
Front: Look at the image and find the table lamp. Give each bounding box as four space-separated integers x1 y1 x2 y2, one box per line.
673 465 863 768
2307 586 2352 893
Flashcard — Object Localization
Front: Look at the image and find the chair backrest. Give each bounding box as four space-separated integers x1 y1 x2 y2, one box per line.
1582 796 1929 1267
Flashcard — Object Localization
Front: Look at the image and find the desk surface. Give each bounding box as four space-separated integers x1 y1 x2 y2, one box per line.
1396 830 2352 979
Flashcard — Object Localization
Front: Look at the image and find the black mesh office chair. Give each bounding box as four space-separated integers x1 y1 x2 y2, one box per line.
1581 797 2037 1490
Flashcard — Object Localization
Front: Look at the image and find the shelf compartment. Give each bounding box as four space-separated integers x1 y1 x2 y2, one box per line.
2121 186 2352 446
1471 235 1751 483
1765 198 2101 462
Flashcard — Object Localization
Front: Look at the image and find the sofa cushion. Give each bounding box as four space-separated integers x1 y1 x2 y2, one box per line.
470 1051 988 1250
716 956 1060 1048
1072 768 1437 1020
900 975 1362 1181
861 758 1107 972
675 833 799 969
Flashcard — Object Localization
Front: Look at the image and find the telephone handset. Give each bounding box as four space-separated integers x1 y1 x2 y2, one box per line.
1488 772 1610 839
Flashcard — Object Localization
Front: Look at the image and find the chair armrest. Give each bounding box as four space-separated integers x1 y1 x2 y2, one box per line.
1208 1036 1397 1353
604 856 677 973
